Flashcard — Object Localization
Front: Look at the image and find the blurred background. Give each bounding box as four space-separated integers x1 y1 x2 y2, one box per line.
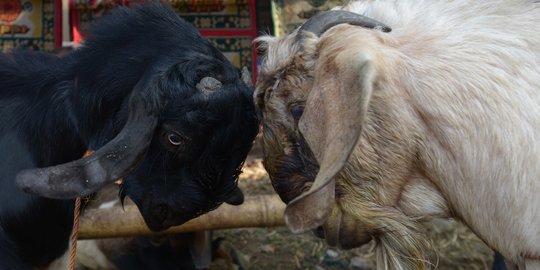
0 0 349 80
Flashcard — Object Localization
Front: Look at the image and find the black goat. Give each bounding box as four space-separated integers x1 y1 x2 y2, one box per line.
0 3 258 269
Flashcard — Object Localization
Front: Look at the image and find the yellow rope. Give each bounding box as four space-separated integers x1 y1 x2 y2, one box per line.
69 149 94 270
69 196 81 270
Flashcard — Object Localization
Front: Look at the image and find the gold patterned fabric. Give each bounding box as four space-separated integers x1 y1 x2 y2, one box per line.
0 0 58 52
70 0 257 78
0 0 257 78
271 0 347 36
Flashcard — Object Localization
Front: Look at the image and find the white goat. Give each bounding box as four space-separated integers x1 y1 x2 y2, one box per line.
254 0 540 269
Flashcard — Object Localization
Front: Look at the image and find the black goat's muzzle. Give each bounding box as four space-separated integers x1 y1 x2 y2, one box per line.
262 125 319 204
139 203 197 232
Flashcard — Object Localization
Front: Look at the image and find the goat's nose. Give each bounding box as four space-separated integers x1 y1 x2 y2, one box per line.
313 226 325 239
152 204 169 221
141 203 174 232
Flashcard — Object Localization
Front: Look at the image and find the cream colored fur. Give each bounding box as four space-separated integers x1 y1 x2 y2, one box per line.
255 0 540 269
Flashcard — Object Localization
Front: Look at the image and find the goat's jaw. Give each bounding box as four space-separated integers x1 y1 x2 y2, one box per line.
317 207 372 249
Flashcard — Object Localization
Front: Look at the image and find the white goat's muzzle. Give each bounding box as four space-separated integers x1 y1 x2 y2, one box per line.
319 207 372 249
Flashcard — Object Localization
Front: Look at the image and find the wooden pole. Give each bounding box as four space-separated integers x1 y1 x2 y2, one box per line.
79 195 286 239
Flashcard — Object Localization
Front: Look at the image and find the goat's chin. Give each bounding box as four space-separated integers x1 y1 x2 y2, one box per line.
135 202 196 232
141 213 173 232
143 214 192 232
316 208 372 249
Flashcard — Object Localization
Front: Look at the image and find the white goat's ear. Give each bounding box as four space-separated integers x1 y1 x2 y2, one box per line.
284 50 376 233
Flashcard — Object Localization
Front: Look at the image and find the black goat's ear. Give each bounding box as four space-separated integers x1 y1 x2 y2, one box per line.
224 186 244 206
16 72 162 199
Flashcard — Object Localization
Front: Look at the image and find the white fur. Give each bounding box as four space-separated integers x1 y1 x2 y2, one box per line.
76 240 116 270
258 0 540 268
345 0 540 265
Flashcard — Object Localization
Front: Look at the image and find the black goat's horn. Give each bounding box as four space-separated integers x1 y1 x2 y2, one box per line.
16 74 161 199
298 10 391 40
196 76 222 95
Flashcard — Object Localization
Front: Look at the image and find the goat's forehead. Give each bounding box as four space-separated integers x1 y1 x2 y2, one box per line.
259 34 301 74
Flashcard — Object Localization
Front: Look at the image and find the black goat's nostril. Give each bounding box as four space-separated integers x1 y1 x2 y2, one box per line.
154 204 169 219
313 226 325 239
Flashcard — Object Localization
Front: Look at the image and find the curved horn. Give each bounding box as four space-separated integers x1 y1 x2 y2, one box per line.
196 76 222 95
298 10 391 40
16 73 161 199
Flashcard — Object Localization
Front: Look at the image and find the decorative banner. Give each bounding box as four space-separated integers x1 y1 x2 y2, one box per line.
172 0 253 30
271 0 346 36
0 0 60 52
71 0 254 35
70 0 257 80
207 36 253 70
0 0 257 79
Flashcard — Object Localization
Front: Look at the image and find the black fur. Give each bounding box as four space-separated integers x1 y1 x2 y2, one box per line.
0 3 258 268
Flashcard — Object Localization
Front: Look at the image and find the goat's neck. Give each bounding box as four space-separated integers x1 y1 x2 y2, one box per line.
1 83 80 267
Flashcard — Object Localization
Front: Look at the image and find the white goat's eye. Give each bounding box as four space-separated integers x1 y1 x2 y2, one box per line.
167 133 183 146
290 104 305 120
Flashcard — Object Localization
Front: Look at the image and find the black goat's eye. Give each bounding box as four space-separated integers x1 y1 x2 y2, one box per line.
161 125 190 151
290 104 304 120
167 133 183 146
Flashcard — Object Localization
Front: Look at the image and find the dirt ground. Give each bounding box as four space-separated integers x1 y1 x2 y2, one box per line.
206 144 496 270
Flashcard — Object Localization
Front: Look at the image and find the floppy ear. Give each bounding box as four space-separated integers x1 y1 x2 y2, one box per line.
284 49 376 233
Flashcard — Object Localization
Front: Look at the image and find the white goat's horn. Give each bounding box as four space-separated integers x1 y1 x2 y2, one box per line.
196 76 222 95
241 66 252 87
298 10 391 41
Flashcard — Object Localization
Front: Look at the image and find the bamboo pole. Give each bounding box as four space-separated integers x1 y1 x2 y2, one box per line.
79 195 286 239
